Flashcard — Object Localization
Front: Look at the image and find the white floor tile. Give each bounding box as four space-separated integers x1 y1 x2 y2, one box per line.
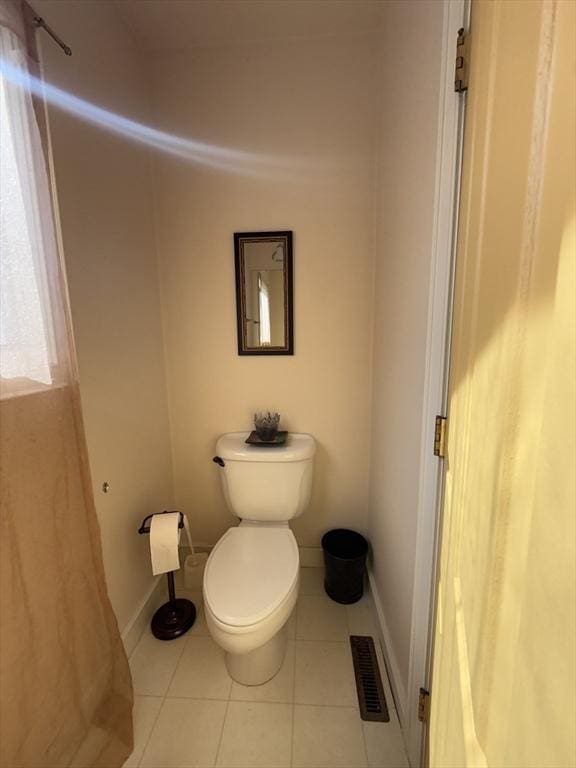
187 607 210 637
216 702 292 767
168 636 232 700
295 641 357 707
346 594 378 637
300 567 325 596
129 631 187 697
362 721 409 768
127 568 404 768
123 696 163 767
140 698 227 768
293 705 367 767
296 595 348 641
230 641 295 704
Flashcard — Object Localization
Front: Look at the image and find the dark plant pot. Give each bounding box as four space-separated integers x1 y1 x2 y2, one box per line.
256 425 278 441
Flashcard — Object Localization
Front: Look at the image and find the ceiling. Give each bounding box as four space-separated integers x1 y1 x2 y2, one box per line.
115 0 383 50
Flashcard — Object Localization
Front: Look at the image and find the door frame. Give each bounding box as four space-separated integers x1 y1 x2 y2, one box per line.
403 1 469 764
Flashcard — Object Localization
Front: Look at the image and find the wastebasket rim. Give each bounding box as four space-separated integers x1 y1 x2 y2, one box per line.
321 529 368 557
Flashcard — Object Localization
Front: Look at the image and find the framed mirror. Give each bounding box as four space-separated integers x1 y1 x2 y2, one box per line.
234 231 293 355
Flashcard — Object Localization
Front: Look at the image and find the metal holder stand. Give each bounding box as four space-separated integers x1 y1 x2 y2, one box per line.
139 511 196 641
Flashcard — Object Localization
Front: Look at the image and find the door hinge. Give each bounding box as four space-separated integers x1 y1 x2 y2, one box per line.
418 688 431 723
455 27 469 93
434 416 447 458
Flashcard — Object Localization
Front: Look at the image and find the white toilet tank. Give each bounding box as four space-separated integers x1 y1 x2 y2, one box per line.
214 432 316 522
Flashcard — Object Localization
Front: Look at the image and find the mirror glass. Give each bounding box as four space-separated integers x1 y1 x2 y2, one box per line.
234 231 293 355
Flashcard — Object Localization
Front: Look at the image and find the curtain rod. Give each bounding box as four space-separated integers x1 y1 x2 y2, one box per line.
32 16 72 56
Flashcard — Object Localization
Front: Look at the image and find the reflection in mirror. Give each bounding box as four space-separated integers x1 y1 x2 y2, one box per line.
234 232 293 355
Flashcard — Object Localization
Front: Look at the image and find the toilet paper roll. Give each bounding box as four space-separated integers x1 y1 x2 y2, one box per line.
150 512 181 575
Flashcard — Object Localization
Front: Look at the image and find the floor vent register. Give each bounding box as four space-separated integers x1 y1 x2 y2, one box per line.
350 635 390 722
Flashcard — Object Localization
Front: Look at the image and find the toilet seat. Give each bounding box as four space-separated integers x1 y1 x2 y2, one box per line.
204 526 299 627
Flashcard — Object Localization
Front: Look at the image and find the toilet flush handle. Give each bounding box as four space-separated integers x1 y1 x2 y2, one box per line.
212 456 225 467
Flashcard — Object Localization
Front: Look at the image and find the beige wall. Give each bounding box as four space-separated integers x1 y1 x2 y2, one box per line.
369 0 445 697
149 35 379 546
33 3 446 682
36 1 174 632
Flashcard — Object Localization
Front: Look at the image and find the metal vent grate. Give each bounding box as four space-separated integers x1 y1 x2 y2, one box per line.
350 635 390 722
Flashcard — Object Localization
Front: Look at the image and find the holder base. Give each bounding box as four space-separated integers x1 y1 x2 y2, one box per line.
151 598 196 641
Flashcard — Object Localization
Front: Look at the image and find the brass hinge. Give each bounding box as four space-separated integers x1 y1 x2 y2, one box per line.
434 416 447 458
418 688 431 723
455 27 469 93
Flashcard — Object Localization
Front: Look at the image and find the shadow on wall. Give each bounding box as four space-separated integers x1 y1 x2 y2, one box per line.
292 440 330 544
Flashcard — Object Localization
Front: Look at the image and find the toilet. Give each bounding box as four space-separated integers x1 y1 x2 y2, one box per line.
203 432 316 685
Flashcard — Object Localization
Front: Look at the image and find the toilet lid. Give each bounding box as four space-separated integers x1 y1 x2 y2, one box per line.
204 527 299 627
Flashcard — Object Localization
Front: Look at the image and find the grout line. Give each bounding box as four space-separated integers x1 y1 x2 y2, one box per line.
213 635 234 768
213 694 232 767
162 694 235 702
358 701 371 768
135 628 189 767
158 695 388 711
135 696 164 767
290 601 298 768
163 633 190 696
291 701 372 711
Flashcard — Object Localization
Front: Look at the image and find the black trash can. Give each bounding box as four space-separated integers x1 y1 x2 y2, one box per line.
321 529 368 604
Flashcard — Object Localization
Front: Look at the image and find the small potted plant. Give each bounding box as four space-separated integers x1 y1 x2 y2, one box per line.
254 411 281 442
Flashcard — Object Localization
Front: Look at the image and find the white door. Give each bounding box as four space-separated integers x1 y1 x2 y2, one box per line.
429 1 576 766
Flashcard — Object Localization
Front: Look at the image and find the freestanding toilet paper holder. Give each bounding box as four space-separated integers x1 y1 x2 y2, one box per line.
138 510 196 640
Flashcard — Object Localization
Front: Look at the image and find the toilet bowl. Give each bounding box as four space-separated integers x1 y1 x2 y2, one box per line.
203 524 299 684
205 432 315 685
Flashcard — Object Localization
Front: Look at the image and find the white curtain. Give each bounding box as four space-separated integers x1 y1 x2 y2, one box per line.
0 12 67 397
0 4 133 766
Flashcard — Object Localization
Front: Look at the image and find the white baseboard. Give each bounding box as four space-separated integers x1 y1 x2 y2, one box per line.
179 542 213 554
368 568 408 726
122 545 212 657
180 541 323 567
121 577 164 657
299 546 323 567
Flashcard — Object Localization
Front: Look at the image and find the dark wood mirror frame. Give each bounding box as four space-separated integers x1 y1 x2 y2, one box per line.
234 231 294 356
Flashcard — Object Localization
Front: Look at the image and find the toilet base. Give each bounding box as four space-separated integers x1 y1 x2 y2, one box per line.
225 626 287 685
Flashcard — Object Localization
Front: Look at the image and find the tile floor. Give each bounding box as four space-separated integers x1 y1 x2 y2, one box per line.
125 568 409 768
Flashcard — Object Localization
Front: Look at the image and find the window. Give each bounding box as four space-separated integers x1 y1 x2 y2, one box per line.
0 28 63 394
